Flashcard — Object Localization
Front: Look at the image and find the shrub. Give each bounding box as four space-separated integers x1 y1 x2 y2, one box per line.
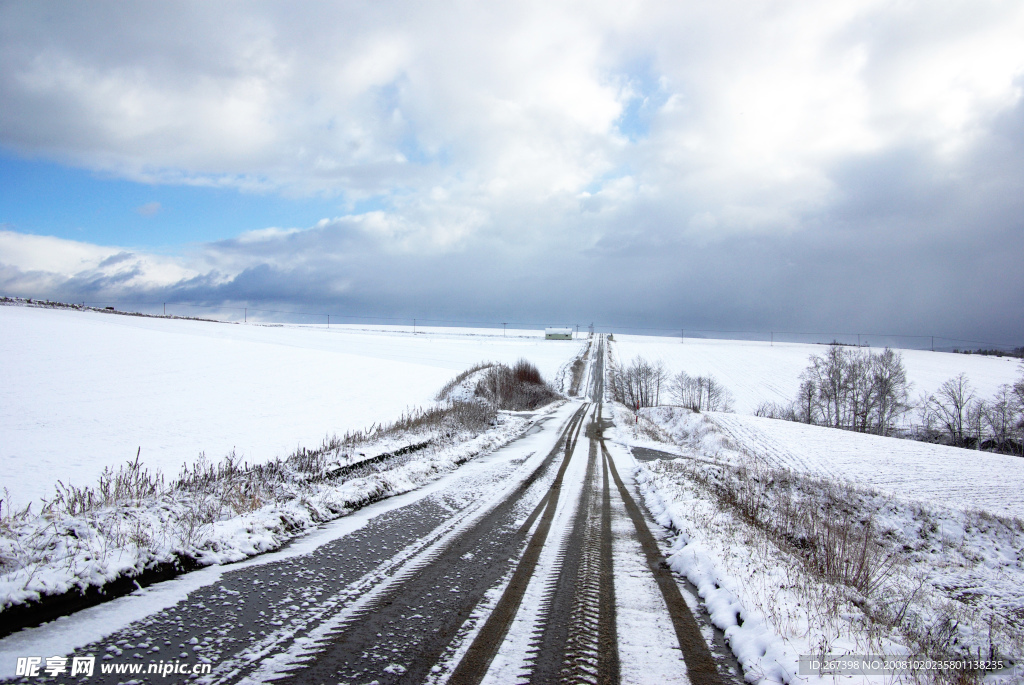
475 359 560 410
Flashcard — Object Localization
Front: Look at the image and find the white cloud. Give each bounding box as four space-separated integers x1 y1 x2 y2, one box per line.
0 230 117 275
0 230 198 288
1 1 1023 339
135 201 161 216
4 1 1022 247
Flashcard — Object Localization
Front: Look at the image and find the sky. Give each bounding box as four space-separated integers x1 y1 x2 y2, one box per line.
1 1 1023 344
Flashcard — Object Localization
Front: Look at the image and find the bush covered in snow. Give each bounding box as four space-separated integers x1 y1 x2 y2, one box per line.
0 367 540 623
474 359 561 410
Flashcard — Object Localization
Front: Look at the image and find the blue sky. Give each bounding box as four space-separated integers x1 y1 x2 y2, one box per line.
1 1 1023 343
0 154 357 249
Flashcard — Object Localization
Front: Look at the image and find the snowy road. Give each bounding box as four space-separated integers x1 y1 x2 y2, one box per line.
2 338 731 684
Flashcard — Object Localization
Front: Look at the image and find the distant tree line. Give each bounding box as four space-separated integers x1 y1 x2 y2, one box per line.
609 342 1024 455
953 347 1024 359
757 345 911 436
609 356 734 412
755 344 1024 455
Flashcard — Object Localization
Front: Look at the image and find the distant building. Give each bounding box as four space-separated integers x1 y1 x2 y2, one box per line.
545 327 573 340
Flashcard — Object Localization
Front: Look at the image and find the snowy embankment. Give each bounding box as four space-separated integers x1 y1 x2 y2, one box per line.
610 334 1021 415
0 404 547 624
609 405 1024 685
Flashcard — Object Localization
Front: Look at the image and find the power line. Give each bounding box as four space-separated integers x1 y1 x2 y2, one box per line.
72 300 1022 350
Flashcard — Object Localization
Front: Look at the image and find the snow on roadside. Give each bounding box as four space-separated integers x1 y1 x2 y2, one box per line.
0 404 557 615
636 464 878 685
610 403 1024 685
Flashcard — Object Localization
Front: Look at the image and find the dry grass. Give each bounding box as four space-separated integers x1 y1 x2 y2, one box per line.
669 459 900 597
475 359 560 410
435 361 496 401
39 399 498 523
650 456 1023 683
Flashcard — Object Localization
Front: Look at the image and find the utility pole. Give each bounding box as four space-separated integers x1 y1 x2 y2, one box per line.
244 307 247 323
163 303 166 316
575 324 579 339
681 329 684 344
414 318 416 335
328 314 330 329
502 322 507 337
931 336 934 352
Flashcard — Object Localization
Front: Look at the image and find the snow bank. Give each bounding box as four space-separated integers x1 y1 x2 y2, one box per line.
622 405 1024 685
0 393 558 617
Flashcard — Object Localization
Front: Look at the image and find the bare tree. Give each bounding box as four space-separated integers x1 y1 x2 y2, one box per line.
966 398 988 449
866 348 911 436
801 344 852 428
1007 365 1024 455
671 372 734 412
611 357 668 409
984 385 1017 452
924 373 976 446
796 344 910 434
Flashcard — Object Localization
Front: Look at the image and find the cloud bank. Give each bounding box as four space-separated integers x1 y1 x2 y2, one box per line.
1 1 1022 341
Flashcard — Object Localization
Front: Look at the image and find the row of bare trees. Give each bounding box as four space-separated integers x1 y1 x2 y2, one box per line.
608 355 734 412
609 357 668 408
756 345 912 435
752 343 1024 453
672 371 735 412
610 343 1024 454
921 372 1024 452
793 345 912 435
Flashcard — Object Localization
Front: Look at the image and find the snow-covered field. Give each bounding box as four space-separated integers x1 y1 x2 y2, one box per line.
3 310 1022 682
620 406 1024 520
609 405 1024 685
610 334 1022 415
711 412 1024 519
0 305 581 507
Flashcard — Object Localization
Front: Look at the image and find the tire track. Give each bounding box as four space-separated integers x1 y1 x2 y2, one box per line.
449 345 610 685
261 404 590 685
441 402 589 685
601 437 724 685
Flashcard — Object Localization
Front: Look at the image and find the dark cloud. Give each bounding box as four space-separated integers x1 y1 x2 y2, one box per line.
0 1 1022 344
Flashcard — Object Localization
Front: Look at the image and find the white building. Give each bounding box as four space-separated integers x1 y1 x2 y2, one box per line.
544 327 573 340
